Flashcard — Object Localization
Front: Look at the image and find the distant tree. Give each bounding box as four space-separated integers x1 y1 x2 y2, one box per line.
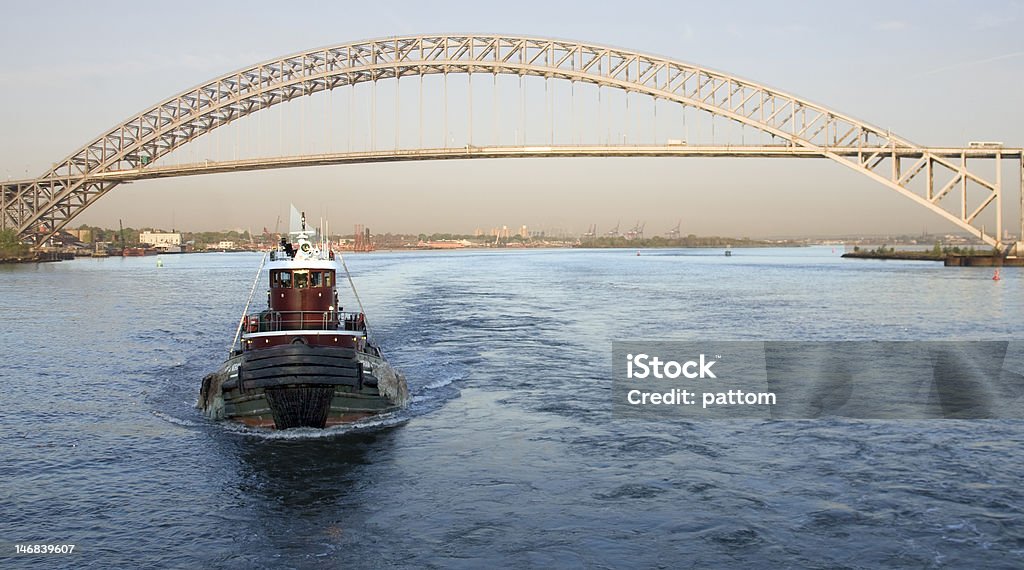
0 229 29 258
0 229 19 247
932 241 942 257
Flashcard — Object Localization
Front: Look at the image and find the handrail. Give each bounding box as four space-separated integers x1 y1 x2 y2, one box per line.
228 251 269 355
240 310 367 333
337 252 370 337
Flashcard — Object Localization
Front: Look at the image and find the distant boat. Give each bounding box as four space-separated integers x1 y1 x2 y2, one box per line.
725 245 732 257
122 247 154 256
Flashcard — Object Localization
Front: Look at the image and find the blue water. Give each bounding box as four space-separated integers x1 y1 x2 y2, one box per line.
2 247 1022 568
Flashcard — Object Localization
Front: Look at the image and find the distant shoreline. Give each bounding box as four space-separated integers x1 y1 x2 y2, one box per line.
575 243 801 249
841 250 946 262
0 251 74 264
842 249 1024 266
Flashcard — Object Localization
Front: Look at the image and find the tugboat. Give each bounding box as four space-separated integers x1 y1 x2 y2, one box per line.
198 210 408 429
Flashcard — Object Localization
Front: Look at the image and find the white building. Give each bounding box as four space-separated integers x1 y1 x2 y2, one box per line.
140 231 182 247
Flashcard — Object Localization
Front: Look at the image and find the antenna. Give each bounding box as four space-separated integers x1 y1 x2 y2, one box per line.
320 216 327 251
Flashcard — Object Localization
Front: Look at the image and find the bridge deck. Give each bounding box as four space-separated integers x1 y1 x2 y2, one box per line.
16 145 1015 184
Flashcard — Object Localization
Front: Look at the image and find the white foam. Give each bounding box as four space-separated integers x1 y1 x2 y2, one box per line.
217 412 410 439
422 377 456 390
151 410 203 428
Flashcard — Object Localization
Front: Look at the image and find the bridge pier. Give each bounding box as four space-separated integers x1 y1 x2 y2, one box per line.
995 151 1001 247
1 182 19 233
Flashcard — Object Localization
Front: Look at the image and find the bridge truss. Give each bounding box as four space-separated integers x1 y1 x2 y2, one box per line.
2 34 1021 247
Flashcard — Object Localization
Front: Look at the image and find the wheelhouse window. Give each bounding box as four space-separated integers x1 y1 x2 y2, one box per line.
272 270 331 288
272 270 293 288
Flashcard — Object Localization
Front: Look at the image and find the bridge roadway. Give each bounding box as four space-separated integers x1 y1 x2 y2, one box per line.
64 145 1022 183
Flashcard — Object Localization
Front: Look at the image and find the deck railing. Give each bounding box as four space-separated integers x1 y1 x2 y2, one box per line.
243 310 366 333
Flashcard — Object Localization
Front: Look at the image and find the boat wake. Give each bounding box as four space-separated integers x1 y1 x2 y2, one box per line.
150 410 205 428
216 410 411 439
419 376 458 392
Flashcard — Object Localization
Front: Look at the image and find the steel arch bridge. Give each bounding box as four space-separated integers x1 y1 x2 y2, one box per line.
3 34 1021 247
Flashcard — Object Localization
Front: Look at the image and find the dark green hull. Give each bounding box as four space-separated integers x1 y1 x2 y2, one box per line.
199 344 408 429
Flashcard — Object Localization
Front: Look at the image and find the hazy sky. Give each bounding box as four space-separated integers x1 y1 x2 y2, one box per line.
1 0 1021 237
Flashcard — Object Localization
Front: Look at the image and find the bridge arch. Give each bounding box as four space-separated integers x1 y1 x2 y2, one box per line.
2 34 1011 245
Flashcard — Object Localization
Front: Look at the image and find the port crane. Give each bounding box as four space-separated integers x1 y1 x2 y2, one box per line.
626 221 645 240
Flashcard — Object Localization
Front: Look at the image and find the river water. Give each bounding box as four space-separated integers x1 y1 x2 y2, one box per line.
2 247 1022 568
